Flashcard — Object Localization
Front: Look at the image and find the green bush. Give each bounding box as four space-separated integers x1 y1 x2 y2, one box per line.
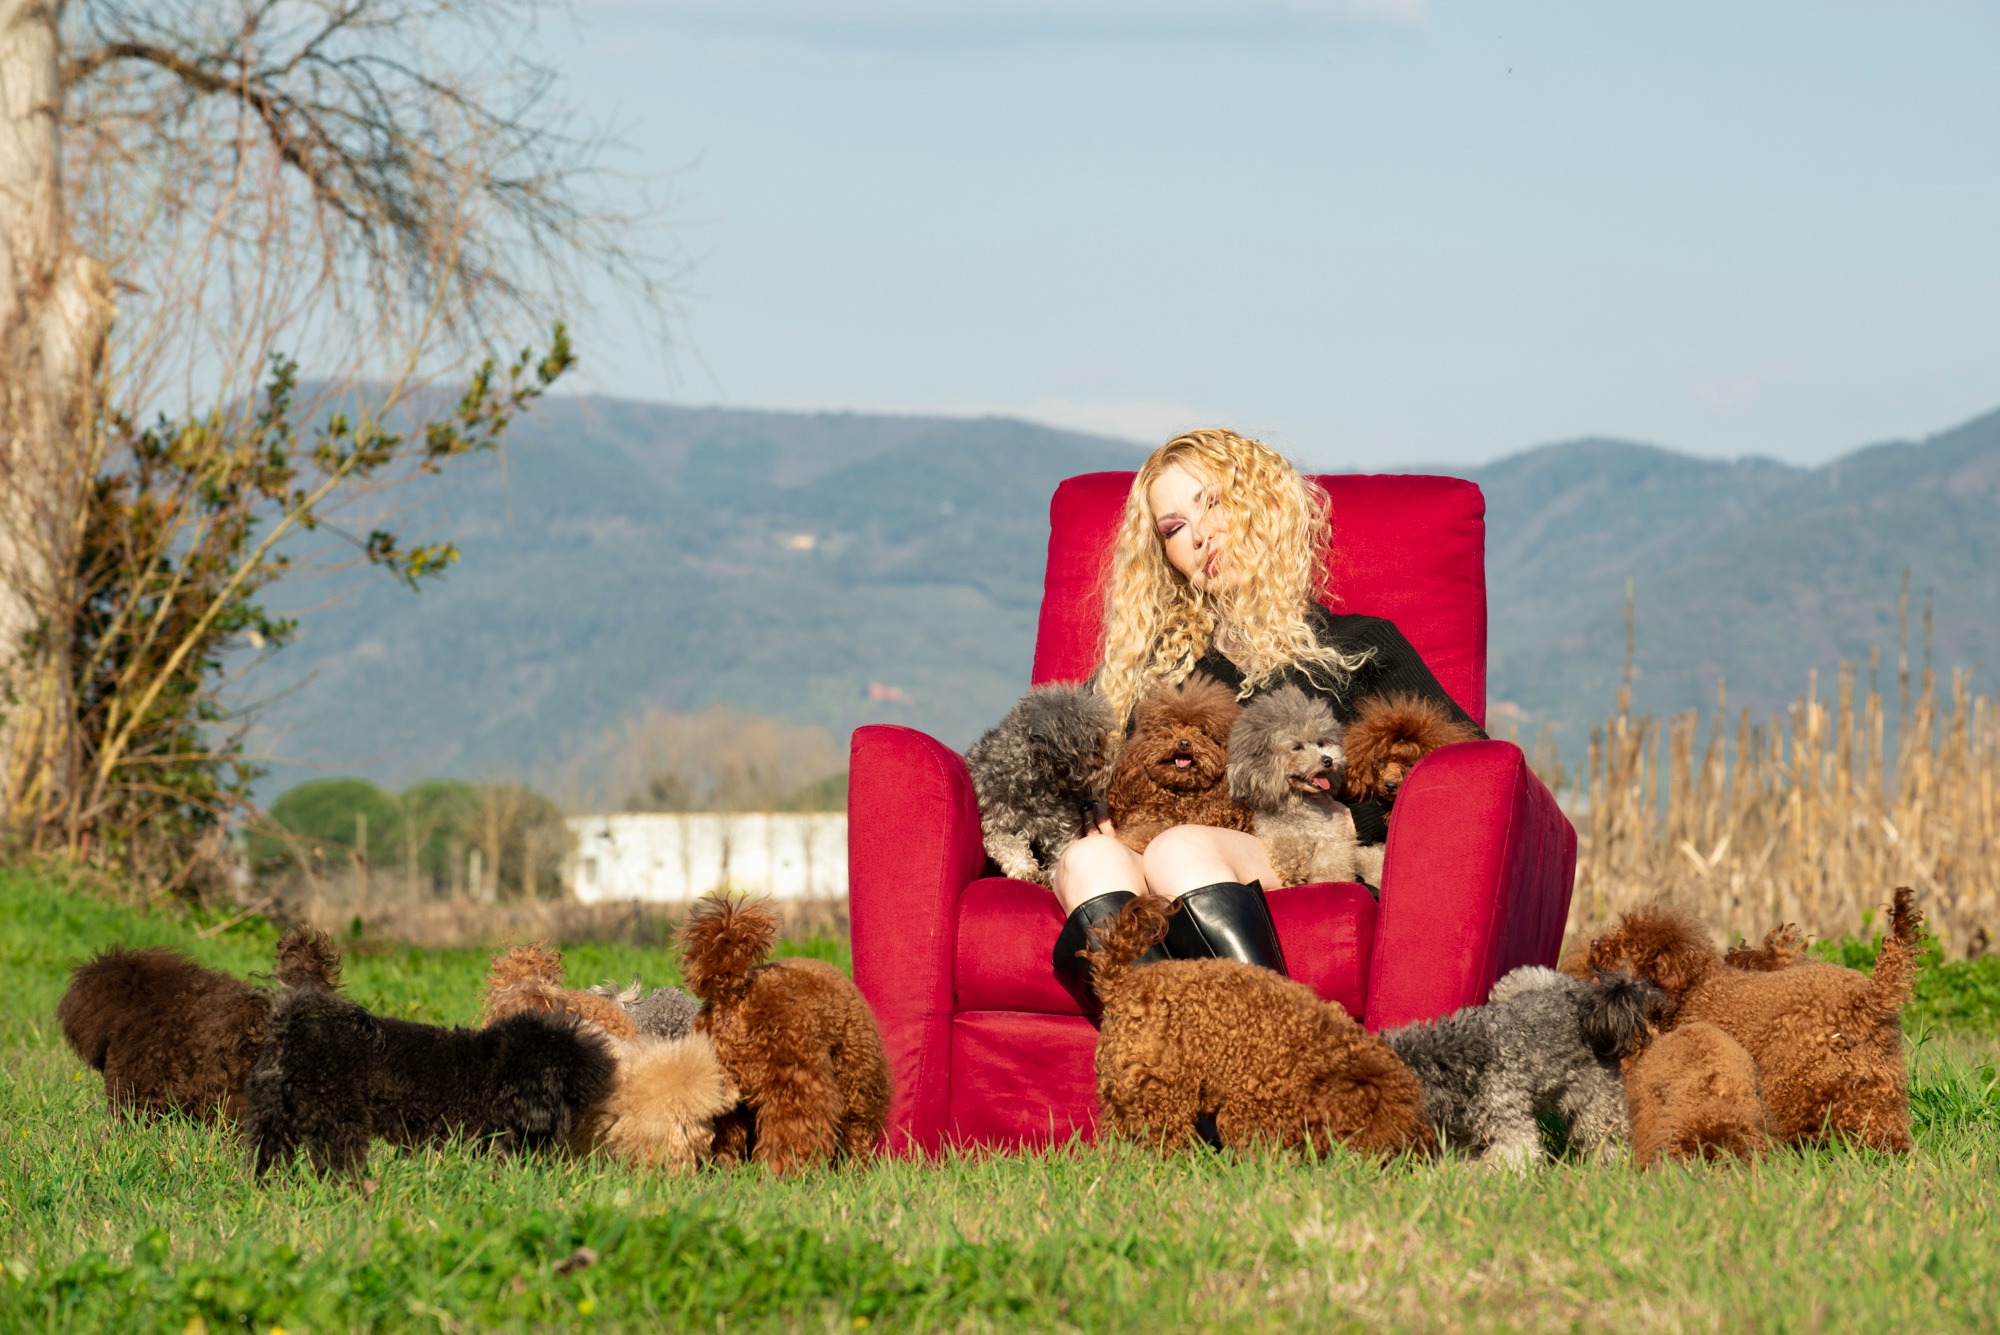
250 777 405 873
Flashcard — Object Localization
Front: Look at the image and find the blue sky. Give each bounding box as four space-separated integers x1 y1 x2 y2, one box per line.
548 1 2000 467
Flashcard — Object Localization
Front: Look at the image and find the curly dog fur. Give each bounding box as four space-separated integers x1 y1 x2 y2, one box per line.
571 1031 739 1171
245 988 615 1178
965 682 1118 885
1106 675 1255 853
1085 893 1431 1157
1724 923 1810 972
589 978 702 1040
1227 684 1363 887
1578 888 1921 1151
680 895 891 1174
56 927 342 1124
1623 1021 1770 1168
482 943 639 1039
1384 966 1662 1168
1341 691 1479 806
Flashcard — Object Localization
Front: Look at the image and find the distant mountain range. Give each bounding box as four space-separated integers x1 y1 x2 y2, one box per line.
249 399 2000 795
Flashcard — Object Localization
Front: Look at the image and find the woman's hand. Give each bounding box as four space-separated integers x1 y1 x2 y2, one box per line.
1084 800 1116 839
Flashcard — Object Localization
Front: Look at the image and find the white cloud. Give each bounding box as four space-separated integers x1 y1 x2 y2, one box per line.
585 1 1427 29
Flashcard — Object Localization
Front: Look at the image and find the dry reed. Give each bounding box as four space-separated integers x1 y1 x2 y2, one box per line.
1545 653 1998 958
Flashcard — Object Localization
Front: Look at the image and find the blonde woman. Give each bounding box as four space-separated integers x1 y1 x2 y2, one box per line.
1050 428 1484 1003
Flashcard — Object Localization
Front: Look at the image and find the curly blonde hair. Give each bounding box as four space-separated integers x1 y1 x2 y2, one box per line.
1095 428 1369 724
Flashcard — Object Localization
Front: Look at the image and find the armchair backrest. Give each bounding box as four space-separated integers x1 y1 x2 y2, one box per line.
1029 472 1488 728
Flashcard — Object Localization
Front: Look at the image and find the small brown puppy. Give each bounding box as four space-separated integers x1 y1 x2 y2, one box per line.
570 1032 740 1172
1623 1021 1771 1168
483 943 639 1039
1086 893 1432 1157
1106 674 1256 853
1724 923 1810 972
679 895 891 1174
1341 692 1480 806
1580 889 1922 1152
57 928 342 1124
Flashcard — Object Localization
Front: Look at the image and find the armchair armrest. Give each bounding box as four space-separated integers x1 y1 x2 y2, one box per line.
1362 740 1576 1031
847 724 987 1154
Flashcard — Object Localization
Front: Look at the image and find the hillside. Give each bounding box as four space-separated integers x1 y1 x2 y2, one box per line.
250 399 2000 794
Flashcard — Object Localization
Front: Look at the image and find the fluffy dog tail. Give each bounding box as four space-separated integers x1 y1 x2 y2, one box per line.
275 926 342 992
1857 887 1923 1023
678 894 776 1006
1578 971 1666 1062
1083 893 1173 1009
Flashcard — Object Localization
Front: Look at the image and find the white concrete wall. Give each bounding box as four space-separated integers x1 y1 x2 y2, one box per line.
566 813 847 903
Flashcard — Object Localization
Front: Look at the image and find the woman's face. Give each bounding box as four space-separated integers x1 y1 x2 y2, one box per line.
1148 461 1229 592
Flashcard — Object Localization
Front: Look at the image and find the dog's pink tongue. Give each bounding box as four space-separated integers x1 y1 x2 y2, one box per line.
1312 775 1332 791
1174 757 1193 769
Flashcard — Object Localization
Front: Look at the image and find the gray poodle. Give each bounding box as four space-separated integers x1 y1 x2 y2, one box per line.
1227 685 1365 887
590 979 701 1040
1384 966 1663 1168
964 682 1117 885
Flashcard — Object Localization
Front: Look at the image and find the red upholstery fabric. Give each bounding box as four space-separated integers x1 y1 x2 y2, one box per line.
848 724 986 1155
1031 473 1488 728
1362 741 1577 1031
949 1012 1100 1150
850 470 1575 1155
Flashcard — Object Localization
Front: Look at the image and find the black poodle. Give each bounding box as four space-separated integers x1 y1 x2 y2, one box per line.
244 988 615 1178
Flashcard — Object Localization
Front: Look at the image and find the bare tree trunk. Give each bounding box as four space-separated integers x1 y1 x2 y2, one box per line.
0 0 113 835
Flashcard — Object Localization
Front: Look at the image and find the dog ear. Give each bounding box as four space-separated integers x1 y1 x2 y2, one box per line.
1226 712 1291 811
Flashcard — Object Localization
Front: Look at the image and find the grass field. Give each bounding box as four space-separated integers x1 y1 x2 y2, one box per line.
3 873 1998 1333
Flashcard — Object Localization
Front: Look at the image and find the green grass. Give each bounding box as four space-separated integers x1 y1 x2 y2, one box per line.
3 872 1998 1333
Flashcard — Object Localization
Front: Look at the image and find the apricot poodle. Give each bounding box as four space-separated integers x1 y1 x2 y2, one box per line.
1578 888 1922 1151
1106 674 1255 853
482 944 639 1039
1085 893 1431 1157
571 1031 740 1172
679 894 891 1174
57 927 342 1124
1340 691 1479 806
1623 1021 1770 1169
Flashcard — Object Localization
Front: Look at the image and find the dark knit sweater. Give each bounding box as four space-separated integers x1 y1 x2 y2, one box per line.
1190 606 1485 845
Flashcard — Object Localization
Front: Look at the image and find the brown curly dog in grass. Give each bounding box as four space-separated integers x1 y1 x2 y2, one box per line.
482 944 639 1039
1085 893 1432 1157
57 927 342 1124
679 895 891 1174
1106 674 1256 854
1577 888 1922 1152
1623 1021 1771 1168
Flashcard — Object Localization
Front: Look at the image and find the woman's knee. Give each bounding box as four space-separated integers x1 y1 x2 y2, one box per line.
1141 825 1268 897
1052 833 1144 911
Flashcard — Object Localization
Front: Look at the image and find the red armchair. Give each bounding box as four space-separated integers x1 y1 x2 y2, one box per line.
848 472 1576 1155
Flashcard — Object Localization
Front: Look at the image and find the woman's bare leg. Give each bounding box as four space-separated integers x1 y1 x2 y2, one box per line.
1140 825 1279 899
1051 833 1147 912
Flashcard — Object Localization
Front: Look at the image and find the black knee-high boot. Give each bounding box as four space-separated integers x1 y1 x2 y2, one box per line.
1162 881 1288 975
1051 890 1170 1010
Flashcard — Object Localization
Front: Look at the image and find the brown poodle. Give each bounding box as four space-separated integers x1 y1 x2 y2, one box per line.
482 944 639 1039
1623 1021 1771 1168
1579 888 1922 1152
1341 691 1480 806
1106 674 1255 853
679 895 891 1174
57 927 342 1124
1085 893 1432 1157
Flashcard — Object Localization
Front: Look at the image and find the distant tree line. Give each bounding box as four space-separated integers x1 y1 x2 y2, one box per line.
253 778 568 902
